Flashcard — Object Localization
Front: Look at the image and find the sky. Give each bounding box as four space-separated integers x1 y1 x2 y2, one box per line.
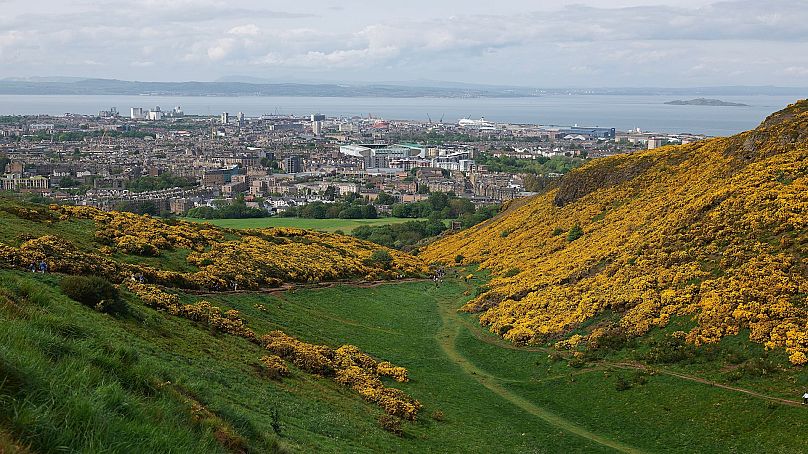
0 0 807 87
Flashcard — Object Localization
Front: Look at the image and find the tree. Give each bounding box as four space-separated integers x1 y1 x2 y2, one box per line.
375 191 395 206
365 249 393 269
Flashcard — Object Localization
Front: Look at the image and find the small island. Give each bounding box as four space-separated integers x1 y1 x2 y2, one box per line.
665 98 749 107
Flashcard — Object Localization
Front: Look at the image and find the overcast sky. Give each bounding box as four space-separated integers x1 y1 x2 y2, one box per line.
1 0 807 87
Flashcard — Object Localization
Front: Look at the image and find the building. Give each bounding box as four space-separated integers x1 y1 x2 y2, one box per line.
556 126 616 140
221 112 229 125
130 107 145 119
201 166 241 187
284 155 303 173
311 113 326 122
237 112 245 126
312 121 323 136
1 174 50 191
147 107 163 121
647 137 665 149
339 143 424 169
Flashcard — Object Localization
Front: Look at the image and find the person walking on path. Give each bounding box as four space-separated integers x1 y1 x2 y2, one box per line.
803 391 808 405
38 261 48 273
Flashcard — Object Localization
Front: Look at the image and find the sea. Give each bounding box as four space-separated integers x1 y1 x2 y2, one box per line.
0 94 804 136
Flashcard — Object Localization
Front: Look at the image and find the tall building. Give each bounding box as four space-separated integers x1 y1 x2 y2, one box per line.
311 113 326 122
221 112 229 125
130 107 144 119
284 155 303 173
237 112 245 126
312 120 323 136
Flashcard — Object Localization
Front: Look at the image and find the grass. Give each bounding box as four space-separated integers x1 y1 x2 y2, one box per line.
1 268 807 453
181 217 430 233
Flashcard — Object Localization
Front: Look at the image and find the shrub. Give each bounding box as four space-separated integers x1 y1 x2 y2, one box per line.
259 355 290 380
365 249 393 270
454 254 464 264
431 410 445 422
566 224 583 242
614 375 632 391
60 275 124 314
551 227 564 236
378 414 403 436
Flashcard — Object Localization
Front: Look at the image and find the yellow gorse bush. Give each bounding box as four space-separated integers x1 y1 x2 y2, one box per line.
0 204 427 291
422 100 808 364
127 283 421 419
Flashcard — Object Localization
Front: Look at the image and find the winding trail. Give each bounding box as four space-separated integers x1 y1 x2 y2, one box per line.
435 293 645 454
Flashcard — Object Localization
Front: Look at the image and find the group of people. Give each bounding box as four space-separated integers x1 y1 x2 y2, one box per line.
433 267 446 287
27 261 48 273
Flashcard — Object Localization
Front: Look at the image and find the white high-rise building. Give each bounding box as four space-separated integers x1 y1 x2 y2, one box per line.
312 121 323 136
221 112 229 125
130 107 144 119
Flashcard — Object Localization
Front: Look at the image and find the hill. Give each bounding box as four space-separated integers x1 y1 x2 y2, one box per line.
664 98 749 106
0 203 425 290
421 100 807 364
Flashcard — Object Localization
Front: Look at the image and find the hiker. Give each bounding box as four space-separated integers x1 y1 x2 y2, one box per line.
138 273 145 284
28 262 37 273
38 261 48 273
803 391 808 405
131 272 138 282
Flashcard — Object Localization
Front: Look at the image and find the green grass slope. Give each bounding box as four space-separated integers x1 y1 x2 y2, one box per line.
2 268 807 453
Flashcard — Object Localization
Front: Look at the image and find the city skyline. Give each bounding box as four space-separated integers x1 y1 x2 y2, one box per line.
1 0 807 87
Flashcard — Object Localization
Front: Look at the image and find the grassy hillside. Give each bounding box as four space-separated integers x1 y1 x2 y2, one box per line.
0 202 426 291
2 269 807 453
422 100 807 364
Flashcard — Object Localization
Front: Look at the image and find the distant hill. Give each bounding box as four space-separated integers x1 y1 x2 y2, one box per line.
665 98 749 106
422 99 808 364
0 78 538 98
0 77 806 97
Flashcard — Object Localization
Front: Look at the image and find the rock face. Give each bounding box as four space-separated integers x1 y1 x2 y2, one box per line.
422 99 808 364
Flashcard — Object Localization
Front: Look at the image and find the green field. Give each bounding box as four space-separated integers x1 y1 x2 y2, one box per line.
181 217 430 233
2 268 806 453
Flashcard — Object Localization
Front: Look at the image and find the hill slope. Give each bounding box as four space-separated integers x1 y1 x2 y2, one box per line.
422 100 807 364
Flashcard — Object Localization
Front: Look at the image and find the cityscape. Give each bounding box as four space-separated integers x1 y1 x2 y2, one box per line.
0 105 703 217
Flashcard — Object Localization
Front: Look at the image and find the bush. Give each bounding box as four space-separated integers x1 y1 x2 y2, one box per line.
454 254 464 264
566 224 583 242
60 275 124 314
614 375 632 391
378 414 403 436
365 249 393 270
431 410 445 422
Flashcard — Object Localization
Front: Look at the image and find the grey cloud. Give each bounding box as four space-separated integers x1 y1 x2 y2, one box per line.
0 0 806 86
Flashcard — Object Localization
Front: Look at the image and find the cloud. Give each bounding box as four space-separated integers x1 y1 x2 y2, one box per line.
0 0 807 86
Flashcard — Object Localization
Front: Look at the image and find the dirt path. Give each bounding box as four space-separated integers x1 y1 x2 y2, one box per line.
435 295 645 454
608 362 804 407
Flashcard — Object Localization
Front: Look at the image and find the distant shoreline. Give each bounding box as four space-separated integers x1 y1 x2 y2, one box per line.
665 98 750 107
